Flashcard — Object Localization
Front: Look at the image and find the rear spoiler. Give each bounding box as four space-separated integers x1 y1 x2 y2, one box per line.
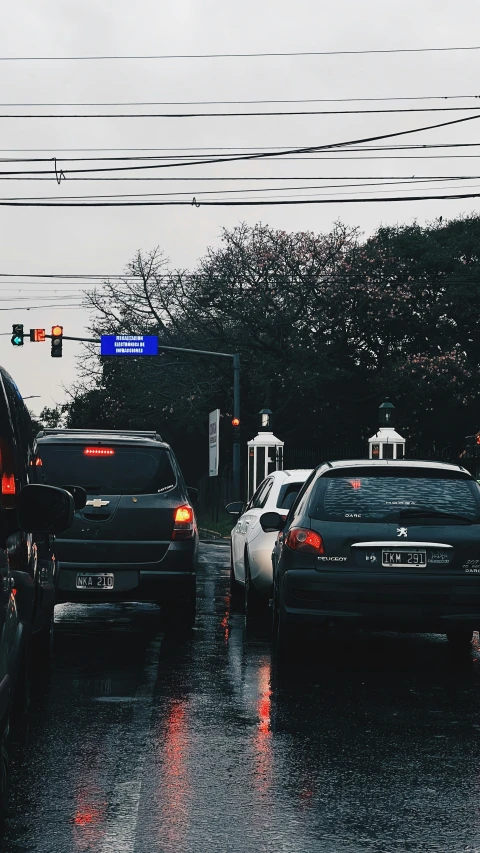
36 428 163 441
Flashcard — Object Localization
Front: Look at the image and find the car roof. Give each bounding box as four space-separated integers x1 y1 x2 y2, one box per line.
270 469 312 480
318 458 470 475
37 429 170 450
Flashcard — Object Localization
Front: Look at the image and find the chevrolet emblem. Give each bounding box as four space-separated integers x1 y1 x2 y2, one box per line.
86 499 110 508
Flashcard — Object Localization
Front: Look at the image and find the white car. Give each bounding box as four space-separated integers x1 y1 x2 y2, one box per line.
226 469 312 624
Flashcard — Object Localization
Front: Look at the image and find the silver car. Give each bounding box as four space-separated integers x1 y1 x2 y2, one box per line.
226 469 312 624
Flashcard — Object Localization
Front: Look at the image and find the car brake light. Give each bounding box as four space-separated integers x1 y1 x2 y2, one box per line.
174 506 193 524
35 457 43 466
172 505 195 540
83 447 115 457
285 527 324 554
1 474 15 495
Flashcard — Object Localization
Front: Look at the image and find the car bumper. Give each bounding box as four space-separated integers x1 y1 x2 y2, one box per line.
56 541 197 603
280 569 480 632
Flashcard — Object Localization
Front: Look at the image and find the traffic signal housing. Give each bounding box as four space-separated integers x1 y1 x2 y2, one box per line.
11 324 24 346
232 416 241 440
30 328 46 342
51 325 63 358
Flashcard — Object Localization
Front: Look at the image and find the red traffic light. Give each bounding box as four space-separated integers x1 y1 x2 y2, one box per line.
51 325 63 337
232 417 240 427
476 434 480 446
30 328 46 342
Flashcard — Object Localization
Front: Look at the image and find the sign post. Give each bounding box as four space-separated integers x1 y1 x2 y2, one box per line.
209 409 220 477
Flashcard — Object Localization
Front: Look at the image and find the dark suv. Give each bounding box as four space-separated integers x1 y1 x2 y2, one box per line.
36 429 198 626
265 459 480 658
0 366 74 815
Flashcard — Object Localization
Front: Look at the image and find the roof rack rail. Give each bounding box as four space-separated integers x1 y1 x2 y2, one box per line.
36 428 163 441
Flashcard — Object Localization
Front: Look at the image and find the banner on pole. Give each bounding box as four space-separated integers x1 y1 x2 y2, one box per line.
209 409 220 477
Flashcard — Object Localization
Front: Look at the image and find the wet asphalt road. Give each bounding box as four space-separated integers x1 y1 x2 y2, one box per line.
3 542 480 852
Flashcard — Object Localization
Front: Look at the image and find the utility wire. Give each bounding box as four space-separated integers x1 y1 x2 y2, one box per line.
3 107 480 119
2 190 480 205
0 94 479 107
1 112 479 177
1 45 480 60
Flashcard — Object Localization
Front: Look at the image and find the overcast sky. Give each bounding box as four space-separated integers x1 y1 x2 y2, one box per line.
1 0 480 415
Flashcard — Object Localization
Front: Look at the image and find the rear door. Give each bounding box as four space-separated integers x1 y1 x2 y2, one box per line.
37 441 181 566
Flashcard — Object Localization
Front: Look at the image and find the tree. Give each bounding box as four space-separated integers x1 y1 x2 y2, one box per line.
66 216 480 473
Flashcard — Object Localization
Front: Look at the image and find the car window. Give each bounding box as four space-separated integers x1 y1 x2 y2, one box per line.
38 444 177 496
308 467 480 523
283 470 318 524
276 482 305 510
251 479 273 509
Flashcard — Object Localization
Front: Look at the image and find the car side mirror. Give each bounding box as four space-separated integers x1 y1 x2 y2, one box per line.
260 511 284 532
225 501 244 515
187 487 199 505
16 484 75 534
62 485 87 511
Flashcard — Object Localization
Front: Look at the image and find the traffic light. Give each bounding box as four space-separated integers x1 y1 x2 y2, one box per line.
232 416 240 440
30 328 46 342
11 324 24 347
51 325 63 358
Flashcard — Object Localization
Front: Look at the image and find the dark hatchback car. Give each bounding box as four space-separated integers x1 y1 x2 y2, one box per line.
36 429 198 626
265 460 480 658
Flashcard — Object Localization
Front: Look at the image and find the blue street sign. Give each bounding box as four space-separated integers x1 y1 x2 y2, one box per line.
100 335 159 356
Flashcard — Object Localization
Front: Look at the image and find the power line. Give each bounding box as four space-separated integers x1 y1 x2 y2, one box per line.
0 94 479 107
3 107 480 119
2 190 480 206
1 45 480 60
1 112 479 178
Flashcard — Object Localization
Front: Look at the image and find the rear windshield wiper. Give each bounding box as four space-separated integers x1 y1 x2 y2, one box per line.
397 508 475 523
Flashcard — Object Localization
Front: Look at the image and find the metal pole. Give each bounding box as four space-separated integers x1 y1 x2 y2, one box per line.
233 353 240 501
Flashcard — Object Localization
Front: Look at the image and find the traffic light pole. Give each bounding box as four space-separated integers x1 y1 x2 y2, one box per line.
11 328 242 499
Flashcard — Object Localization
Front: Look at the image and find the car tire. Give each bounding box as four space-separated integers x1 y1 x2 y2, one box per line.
0 719 9 822
446 629 473 651
163 578 197 630
229 545 244 613
245 552 268 628
272 581 295 665
12 641 31 718
32 609 55 672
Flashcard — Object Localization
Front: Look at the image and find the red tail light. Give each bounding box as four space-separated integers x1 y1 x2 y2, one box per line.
1 474 16 495
174 506 194 524
83 447 115 457
172 505 195 540
285 527 324 554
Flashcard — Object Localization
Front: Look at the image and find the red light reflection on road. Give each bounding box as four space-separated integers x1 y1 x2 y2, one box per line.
251 660 274 800
156 698 191 848
72 792 107 851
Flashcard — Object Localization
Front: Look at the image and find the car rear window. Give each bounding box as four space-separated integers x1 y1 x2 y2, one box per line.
38 445 176 495
308 467 480 523
276 482 305 510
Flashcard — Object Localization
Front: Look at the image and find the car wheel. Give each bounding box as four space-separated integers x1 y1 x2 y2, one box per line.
446 629 473 651
32 609 55 672
163 579 197 630
245 552 268 628
272 581 295 665
229 545 245 613
12 641 31 718
0 719 9 822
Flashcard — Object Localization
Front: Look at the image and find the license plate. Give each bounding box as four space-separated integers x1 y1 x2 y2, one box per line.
382 550 426 568
76 573 114 590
